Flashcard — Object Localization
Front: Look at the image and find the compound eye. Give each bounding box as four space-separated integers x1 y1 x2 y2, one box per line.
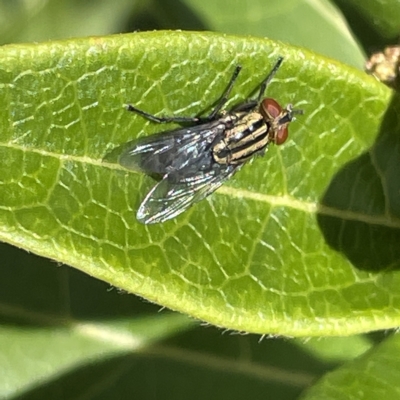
261 98 282 118
275 126 289 145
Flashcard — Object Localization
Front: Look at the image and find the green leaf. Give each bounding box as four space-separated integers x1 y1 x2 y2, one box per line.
0 0 366 68
295 336 374 363
183 0 365 68
0 31 398 337
0 0 136 44
0 313 193 399
301 333 400 400
345 0 400 39
0 246 322 399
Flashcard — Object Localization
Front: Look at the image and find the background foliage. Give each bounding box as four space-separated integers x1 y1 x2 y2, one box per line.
1 0 400 399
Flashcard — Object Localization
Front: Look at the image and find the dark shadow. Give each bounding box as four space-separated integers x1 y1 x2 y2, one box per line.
366 329 396 345
164 327 339 375
317 91 400 272
121 0 207 33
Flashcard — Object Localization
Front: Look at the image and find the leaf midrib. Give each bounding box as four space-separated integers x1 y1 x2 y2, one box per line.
3 140 399 229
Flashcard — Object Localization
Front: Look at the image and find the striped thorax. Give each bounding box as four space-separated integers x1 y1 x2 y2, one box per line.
212 98 297 165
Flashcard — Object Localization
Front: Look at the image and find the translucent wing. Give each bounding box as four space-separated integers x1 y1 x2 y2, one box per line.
137 164 242 224
119 120 225 176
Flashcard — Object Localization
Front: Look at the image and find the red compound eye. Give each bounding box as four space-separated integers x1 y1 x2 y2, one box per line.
261 98 282 118
275 126 289 145
260 98 289 145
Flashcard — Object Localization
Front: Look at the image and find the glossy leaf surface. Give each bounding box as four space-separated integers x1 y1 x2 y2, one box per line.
0 31 398 337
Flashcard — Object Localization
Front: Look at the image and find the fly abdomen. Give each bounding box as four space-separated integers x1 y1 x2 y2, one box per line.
212 112 271 165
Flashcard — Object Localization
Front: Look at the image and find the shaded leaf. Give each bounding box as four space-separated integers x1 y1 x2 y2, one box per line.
345 0 400 39
183 0 365 68
301 333 400 400
0 0 135 45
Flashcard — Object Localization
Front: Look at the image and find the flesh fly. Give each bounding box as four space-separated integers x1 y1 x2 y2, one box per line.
120 57 302 224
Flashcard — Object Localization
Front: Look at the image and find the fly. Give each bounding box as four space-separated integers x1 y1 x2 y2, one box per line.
120 57 303 224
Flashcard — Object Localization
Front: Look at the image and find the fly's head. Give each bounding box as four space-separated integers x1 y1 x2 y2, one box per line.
259 98 303 145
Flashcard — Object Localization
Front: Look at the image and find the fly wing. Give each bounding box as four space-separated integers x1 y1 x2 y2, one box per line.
137 164 241 224
119 120 224 176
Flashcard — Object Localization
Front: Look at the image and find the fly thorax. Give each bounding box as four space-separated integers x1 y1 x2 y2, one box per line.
212 112 270 165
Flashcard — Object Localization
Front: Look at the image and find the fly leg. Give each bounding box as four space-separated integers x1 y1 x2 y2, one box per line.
205 65 242 120
207 56 283 117
126 104 200 123
126 65 242 124
256 56 283 103
126 57 283 124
